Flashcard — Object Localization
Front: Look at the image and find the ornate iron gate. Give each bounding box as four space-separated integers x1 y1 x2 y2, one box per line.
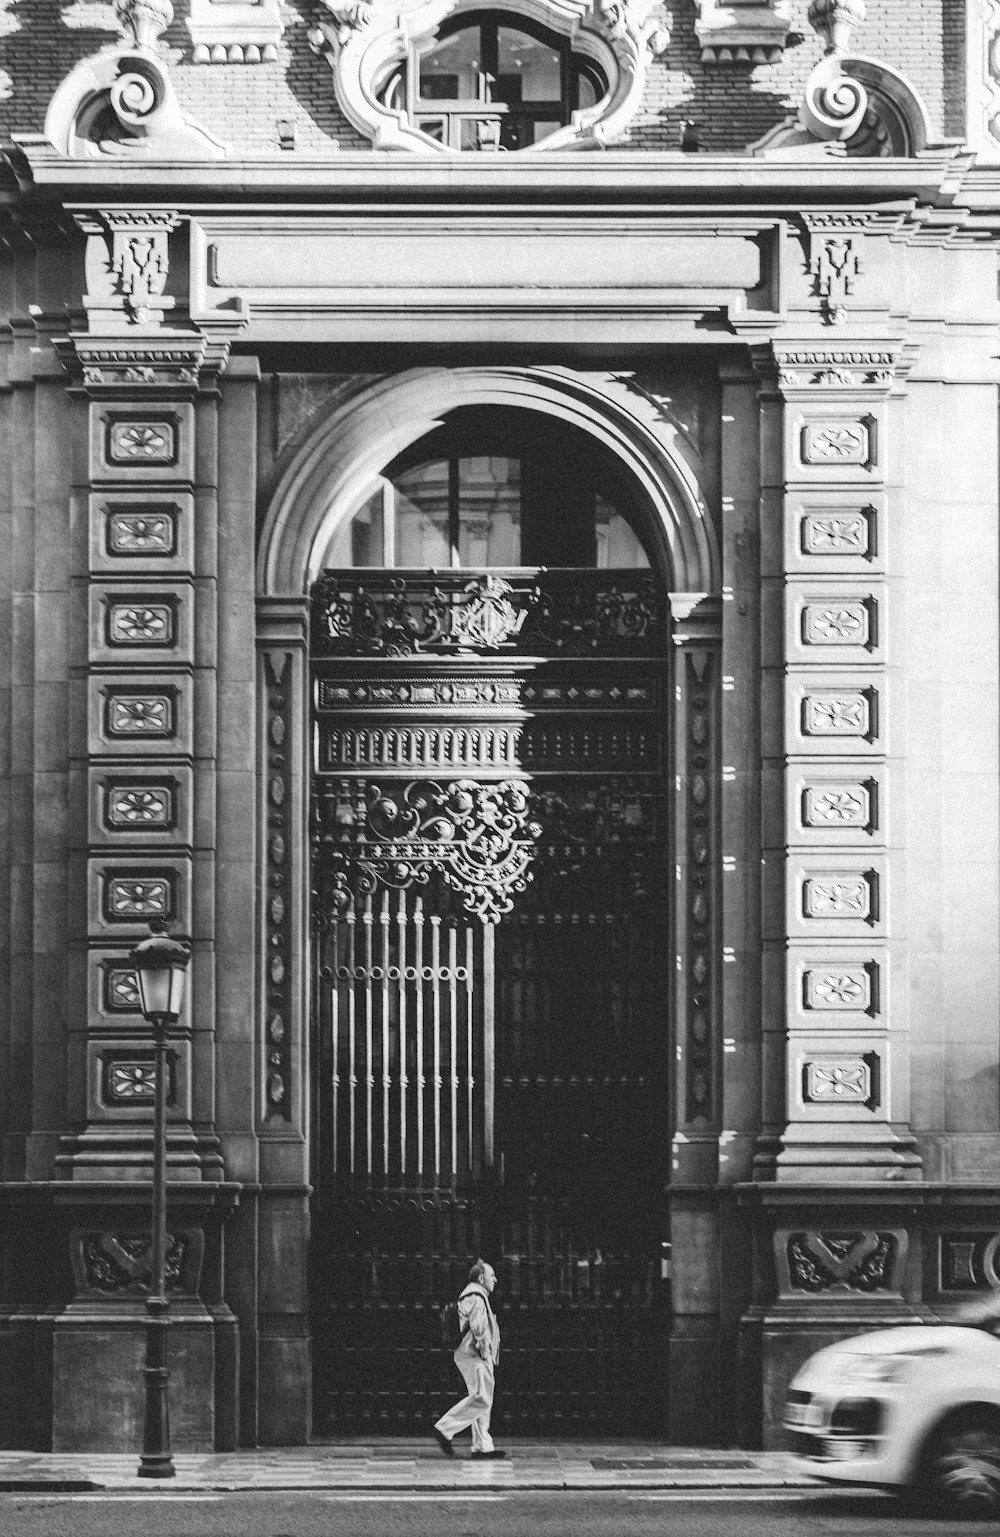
310 570 672 1434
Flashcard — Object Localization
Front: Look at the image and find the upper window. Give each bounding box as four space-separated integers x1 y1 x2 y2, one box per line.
319 406 652 571
379 10 607 151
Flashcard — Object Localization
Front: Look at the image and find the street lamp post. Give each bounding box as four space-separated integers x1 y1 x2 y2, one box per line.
129 924 191 1481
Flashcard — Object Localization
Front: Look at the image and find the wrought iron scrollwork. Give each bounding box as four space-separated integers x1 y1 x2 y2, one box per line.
311 571 665 658
312 776 664 922
315 778 540 922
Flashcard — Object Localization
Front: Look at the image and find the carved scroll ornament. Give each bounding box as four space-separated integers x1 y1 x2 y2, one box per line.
749 0 929 158
43 0 226 158
307 0 669 153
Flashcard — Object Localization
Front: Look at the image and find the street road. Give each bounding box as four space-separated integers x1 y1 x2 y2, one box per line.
0 1489 981 1535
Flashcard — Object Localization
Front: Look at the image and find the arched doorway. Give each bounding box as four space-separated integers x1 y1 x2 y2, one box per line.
256 366 720 1438
309 404 673 1434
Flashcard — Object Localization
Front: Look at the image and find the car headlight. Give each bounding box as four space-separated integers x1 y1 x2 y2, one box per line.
835 1347 945 1384
838 1354 910 1383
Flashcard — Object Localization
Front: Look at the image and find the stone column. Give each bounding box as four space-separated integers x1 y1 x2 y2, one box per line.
668 591 722 1440
742 335 925 1445
37 208 244 1450
254 595 312 1444
764 338 919 1181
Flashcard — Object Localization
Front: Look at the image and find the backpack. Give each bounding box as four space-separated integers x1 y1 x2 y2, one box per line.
438 1286 476 1351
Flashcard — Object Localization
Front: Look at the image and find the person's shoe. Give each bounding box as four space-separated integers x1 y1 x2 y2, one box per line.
471 1449 506 1459
432 1427 455 1457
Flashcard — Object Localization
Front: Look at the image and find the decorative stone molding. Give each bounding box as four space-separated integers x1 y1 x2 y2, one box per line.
786 1229 897 1294
103 872 173 921
307 0 670 152
105 509 178 557
802 689 871 738
793 216 890 329
800 509 872 557
43 0 227 158
95 211 178 328
187 0 284 63
694 0 790 64
779 348 897 390
72 211 183 333
678 645 718 1126
262 647 295 1120
105 690 175 738
803 965 872 1011
940 1234 1000 1293
802 782 871 828
58 333 233 388
801 420 871 466
968 0 1000 158
108 420 177 463
106 783 175 827
802 1054 874 1104
71 1226 203 1298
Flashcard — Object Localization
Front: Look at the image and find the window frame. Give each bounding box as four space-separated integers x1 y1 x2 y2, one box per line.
394 9 604 151
331 410 653 572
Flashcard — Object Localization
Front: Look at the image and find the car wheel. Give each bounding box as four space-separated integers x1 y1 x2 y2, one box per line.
921 1410 1000 1519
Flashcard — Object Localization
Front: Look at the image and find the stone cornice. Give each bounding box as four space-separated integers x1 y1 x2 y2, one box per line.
53 330 235 392
770 339 917 395
1 140 990 213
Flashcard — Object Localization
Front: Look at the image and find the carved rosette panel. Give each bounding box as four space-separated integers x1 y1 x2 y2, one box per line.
105 690 175 738
264 650 294 1118
107 419 177 465
101 1049 177 1105
106 506 178 558
801 509 872 558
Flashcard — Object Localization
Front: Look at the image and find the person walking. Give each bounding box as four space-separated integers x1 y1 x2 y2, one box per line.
433 1258 505 1459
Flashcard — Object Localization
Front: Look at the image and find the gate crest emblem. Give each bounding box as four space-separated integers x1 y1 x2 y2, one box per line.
449 576 526 651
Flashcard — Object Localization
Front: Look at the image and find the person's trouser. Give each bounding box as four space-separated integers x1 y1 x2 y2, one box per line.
434 1352 496 1452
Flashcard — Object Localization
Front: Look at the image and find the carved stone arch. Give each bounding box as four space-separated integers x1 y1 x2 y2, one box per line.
255 364 721 1141
257 365 720 599
306 0 671 153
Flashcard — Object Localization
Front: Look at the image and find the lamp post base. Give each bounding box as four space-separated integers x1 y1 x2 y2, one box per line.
138 1456 176 1480
139 1318 175 1478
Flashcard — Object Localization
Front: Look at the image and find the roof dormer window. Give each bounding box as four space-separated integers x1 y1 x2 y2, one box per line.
312 0 670 155
379 11 606 151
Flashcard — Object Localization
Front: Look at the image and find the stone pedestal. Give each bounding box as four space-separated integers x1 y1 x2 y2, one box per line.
0 1183 239 1452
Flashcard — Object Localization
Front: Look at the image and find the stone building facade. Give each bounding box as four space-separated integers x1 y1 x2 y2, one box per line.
0 0 998 1453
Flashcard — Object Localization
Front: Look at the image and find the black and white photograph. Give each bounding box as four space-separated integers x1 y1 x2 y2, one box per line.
0 0 997 1531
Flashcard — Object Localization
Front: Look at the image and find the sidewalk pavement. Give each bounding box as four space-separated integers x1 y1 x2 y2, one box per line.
0 1442 813 1492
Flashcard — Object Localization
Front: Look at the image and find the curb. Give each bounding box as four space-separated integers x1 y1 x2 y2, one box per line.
0 1477 817 1494
0 1481 99 1493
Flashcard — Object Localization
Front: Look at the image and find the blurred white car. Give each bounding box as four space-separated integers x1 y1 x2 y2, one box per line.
785 1313 1000 1517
